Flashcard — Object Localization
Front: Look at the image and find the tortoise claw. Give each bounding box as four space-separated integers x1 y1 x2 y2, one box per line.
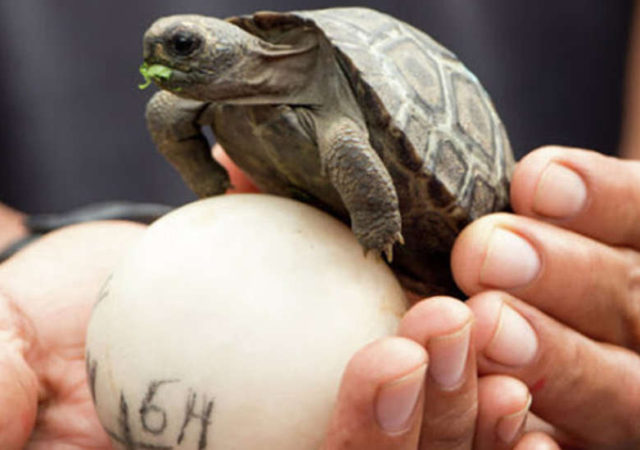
383 244 394 263
362 231 404 263
382 232 405 262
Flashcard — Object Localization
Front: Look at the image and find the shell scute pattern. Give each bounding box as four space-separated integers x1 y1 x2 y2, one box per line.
379 37 446 115
301 8 510 203
467 175 499 218
433 139 469 197
450 72 496 163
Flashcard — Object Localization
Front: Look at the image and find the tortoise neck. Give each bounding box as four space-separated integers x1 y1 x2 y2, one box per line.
203 31 328 106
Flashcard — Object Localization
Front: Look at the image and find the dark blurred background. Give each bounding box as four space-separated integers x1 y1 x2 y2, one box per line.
0 1 633 213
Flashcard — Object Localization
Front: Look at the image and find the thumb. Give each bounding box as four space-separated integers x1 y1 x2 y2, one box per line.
322 337 426 450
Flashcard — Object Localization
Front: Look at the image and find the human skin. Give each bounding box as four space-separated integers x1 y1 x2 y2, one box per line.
0 203 27 252
322 300 557 450
451 146 640 448
0 221 146 449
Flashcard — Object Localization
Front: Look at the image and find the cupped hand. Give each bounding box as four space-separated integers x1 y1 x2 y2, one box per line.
451 146 640 448
0 221 146 449
322 296 559 450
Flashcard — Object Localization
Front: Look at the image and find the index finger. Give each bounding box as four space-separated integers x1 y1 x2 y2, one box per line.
510 146 640 249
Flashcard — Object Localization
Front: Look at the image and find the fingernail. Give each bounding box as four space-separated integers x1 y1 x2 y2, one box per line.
480 228 541 288
428 322 471 390
533 162 587 219
496 394 531 443
486 302 538 367
375 364 426 434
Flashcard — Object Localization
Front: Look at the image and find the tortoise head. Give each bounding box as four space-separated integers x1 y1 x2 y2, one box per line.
142 15 260 100
142 14 321 104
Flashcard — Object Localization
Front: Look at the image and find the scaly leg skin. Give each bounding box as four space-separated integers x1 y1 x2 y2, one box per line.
145 91 230 197
318 117 404 261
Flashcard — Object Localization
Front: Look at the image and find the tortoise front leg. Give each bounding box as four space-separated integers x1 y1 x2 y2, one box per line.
317 117 404 260
145 91 230 197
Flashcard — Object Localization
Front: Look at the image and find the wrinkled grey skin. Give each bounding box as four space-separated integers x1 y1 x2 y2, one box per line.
142 8 513 295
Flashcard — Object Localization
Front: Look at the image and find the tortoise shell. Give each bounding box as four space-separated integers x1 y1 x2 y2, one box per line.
209 8 513 294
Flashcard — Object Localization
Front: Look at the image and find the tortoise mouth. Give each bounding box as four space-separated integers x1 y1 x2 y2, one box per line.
139 59 199 92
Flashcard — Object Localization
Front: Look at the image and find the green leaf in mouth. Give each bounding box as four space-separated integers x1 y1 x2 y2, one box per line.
138 63 174 89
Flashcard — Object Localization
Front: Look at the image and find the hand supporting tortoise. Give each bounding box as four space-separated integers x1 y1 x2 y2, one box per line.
449 146 640 448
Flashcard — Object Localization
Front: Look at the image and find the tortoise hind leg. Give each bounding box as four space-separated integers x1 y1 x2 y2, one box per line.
145 91 230 197
316 116 404 260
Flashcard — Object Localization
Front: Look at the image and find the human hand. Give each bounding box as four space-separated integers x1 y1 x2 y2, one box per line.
0 221 145 449
450 146 640 448
322 296 559 449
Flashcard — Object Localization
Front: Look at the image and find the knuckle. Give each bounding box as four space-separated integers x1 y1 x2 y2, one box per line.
620 165 640 245
609 354 640 445
422 401 476 448
563 336 590 390
426 434 472 449
624 398 640 444
621 250 640 351
562 242 612 324
580 245 640 347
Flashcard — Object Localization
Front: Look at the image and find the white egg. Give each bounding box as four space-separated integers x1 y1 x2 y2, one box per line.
86 194 407 450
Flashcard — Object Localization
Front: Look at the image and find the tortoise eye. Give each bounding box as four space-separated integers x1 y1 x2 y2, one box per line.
168 31 200 56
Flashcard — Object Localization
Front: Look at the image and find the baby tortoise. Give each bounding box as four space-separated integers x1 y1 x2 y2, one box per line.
142 7 514 295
